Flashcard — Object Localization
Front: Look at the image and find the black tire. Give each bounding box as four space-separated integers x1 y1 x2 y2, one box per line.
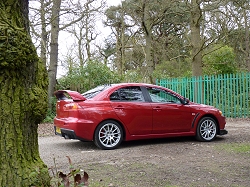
196 117 217 142
94 120 123 150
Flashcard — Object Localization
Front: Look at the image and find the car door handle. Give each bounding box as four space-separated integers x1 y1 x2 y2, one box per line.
153 106 162 111
114 105 125 110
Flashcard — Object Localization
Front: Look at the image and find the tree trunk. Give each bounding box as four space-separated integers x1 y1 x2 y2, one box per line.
0 0 50 186
48 0 61 101
40 0 49 67
243 8 250 71
121 7 126 77
115 27 123 76
190 0 203 102
190 0 203 76
85 2 91 61
78 28 84 68
142 1 154 84
145 33 154 83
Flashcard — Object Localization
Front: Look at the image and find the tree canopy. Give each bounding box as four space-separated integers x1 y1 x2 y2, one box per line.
29 0 250 87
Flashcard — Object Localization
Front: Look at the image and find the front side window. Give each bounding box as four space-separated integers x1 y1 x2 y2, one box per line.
147 87 181 104
110 86 145 102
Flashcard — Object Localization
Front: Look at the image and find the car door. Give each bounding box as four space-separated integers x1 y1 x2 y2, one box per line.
109 86 152 135
146 87 193 133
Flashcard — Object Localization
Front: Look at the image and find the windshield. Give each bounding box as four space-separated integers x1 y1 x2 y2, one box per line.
82 85 112 99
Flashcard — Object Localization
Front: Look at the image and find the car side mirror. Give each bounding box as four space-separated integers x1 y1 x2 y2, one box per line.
183 98 190 105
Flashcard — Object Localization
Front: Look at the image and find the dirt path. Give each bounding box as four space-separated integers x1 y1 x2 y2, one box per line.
38 119 250 187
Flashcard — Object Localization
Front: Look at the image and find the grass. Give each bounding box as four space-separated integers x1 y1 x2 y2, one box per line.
216 142 250 154
76 162 173 187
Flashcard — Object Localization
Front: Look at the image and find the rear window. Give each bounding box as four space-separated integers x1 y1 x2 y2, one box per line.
82 85 112 99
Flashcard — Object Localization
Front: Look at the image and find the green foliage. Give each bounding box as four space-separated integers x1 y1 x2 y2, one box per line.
104 0 191 82
29 167 51 187
153 60 192 79
43 97 57 123
203 45 238 75
57 61 122 93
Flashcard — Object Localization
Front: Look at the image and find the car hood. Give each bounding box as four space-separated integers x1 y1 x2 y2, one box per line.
188 101 219 111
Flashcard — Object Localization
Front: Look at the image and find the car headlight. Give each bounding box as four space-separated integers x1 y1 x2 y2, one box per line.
219 110 223 116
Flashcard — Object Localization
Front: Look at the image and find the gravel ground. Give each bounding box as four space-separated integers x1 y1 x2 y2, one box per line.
38 118 250 187
38 123 55 137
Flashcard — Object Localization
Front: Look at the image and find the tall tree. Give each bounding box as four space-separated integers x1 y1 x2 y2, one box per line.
48 0 61 103
30 0 106 102
243 5 250 71
29 0 52 67
110 0 187 82
189 0 203 76
218 0 250 71
104 4 128 76
232 0 250 71
0 0 50 186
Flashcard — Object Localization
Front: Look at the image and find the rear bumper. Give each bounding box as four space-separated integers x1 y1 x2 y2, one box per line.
218 129 228 135
54 126 89 141
54 117 95 140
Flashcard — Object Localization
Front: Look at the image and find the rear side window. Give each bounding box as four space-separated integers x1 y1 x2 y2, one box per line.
110 86 145 102
82 85 112 99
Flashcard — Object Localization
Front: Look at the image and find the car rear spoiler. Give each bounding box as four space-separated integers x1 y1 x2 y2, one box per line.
54 90 87 101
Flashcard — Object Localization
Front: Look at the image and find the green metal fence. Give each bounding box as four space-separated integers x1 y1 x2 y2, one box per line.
156 72 250 118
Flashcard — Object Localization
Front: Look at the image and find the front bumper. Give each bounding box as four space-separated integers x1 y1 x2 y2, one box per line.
218 129 228 135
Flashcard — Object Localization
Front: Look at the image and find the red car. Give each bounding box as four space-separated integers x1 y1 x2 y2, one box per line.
54 83 227 150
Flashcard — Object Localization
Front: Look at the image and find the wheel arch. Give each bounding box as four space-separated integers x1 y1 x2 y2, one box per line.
197 114 220 134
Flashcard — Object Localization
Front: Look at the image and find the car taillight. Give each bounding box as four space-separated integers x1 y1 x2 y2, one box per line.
63 103 79 110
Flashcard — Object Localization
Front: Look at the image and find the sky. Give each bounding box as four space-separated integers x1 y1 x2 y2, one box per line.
107 0 121 6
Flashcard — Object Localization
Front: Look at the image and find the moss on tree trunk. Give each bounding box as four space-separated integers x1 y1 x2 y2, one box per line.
0 0 50 186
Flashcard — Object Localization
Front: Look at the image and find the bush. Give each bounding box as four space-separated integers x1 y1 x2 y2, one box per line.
57 60 122 93
43 97 57 123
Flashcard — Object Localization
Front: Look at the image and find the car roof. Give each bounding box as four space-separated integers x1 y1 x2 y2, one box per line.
86 83 183 101
111 82 158 87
